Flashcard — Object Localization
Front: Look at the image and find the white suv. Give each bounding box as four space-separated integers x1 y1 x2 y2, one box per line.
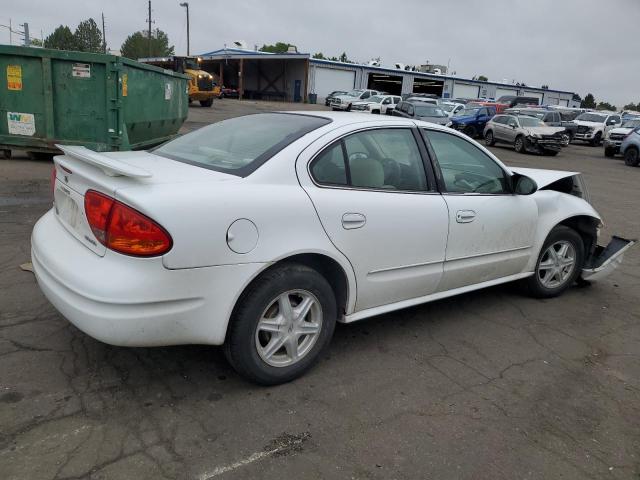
330 89 379 111
573 112 622 146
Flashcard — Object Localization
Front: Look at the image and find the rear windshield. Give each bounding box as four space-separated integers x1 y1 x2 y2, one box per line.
153 113 331 176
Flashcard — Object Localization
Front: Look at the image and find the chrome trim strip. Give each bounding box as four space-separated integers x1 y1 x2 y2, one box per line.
447 245 531 262
369 259 442 275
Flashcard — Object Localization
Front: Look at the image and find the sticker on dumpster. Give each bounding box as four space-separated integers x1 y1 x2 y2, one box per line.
122 74 128 97
7 65 22 90
164 83 172 100
7 112 36 136
72 63 91 78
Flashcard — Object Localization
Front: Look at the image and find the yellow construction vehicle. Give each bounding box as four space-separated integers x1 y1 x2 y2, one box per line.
140 56 220 107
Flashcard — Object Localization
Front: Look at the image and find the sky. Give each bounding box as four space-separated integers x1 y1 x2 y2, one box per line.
3 0 638 106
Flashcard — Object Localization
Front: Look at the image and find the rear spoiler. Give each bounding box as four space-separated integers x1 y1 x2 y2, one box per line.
55 145 152 178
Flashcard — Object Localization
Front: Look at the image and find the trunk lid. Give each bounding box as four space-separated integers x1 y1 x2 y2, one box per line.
52 146 236 256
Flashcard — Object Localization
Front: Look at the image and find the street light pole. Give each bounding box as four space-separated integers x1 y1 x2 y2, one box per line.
180 2 190 56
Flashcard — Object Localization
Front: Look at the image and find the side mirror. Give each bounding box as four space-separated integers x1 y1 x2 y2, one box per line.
513 174 538 195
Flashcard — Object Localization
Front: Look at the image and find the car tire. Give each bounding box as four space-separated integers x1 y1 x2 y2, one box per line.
464 125 477 138
224 263 337 385
372 110 380 114
604 147 616 158
524 225 584 298
1 149 11 159
514 135 526 153
624 147 639 167
331 107 339 111
590 132 602 146
346 104 352 112
484 130 495 146
200 99 213 107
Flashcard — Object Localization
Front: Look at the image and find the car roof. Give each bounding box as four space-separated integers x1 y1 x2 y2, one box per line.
280 111 452 131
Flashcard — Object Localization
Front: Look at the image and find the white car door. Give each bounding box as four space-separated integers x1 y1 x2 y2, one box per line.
296 125 449 312
422 128 538 291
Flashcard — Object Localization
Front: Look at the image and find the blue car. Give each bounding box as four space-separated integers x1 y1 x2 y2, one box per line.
621 127 640 167
449 106 496 138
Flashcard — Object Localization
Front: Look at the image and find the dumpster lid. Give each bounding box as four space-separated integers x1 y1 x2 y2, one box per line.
56 145 153 178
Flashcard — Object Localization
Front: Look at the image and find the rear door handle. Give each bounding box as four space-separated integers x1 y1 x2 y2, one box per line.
342 213 366 230
456 210 476 223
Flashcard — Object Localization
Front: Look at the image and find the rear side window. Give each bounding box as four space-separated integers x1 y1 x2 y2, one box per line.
154 113 331 177
310 128 428 191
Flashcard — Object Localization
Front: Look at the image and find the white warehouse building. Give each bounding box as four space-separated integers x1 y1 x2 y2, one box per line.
197 48 579 107
308 59 579 107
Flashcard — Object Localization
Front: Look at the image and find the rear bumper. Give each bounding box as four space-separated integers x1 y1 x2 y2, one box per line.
32 210 266 347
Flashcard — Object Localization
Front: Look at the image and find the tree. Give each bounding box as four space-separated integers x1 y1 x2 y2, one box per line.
581 93 596 109
312 52 325 59
29 38 43 47
597 101 616 111
44 25 77 51
623 102 637 111
259 42 295 54
74 18 103 53
120 29 174 60
476 75 488 82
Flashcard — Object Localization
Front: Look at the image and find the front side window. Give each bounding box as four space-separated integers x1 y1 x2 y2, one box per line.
424 130 509 194
310 128 428 191
154 113 330 177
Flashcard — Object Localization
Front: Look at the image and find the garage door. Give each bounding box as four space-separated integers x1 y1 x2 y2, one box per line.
523 91 544 102
453 83 479 99
313 67 356 98
496 87 519 99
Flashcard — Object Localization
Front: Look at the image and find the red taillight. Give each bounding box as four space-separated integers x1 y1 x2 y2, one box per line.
84 190 172 257
85 190 115 244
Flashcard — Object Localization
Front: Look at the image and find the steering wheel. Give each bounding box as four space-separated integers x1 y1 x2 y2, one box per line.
473 179 498 192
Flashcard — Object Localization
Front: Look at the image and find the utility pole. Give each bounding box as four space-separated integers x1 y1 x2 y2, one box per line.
101 13 106 53
22 22 30 46
147 0 152 56
9 19 11 45
180 2 190 56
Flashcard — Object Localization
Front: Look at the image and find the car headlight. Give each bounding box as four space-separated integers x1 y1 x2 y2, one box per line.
446 121 452 127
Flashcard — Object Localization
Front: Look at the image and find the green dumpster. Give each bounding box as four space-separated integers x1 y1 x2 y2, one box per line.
0 45 189 158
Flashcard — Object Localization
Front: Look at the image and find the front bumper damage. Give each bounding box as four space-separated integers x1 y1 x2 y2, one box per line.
581 236 636 281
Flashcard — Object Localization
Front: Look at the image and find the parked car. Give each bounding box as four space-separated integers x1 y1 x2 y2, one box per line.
392 101 451 126
405 96 439 105
505 108 578 141
496 95 541 108
33 113 634 384
469 101 508 114
439 101 466 117
573 112 622 146
604 119 640 157
484 114 569 155
620 127 640 166
218 86 239 99
351 95 402 115
331 89 380 111
324 90 347 106
449 106 497 137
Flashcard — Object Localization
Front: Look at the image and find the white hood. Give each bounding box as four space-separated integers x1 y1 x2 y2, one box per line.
574 120 603 127
608 127 632 135
509 166 578 188
523 126 566 136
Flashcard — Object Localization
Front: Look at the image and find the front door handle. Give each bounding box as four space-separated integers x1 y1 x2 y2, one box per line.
342 213 366 230
456 210 476 223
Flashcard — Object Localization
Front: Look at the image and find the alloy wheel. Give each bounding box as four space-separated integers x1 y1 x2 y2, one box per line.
537 240 576 289
255 290 323 367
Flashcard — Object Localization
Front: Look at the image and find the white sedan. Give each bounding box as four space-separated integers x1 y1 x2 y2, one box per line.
32 113 634 385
